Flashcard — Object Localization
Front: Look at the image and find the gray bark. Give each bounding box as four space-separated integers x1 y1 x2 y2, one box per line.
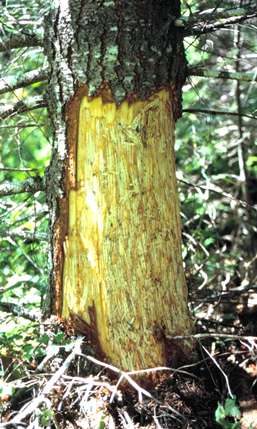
45 0 185 108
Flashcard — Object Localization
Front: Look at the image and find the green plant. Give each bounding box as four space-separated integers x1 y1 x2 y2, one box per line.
38 408 54 427
215 396 241 429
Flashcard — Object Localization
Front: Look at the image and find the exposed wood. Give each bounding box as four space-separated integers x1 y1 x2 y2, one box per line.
60 87 192 370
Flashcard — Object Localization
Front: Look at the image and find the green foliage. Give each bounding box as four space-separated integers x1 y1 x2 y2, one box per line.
0 0 51 346
0 380 15 399
176 0 257 324
215 397 241 429
0 308 71 369
38 408 55 427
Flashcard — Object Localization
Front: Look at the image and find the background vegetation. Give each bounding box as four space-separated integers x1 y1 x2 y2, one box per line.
0 0 257 427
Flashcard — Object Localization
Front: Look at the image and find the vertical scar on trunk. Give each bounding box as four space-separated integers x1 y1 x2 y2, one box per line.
58 86 192 370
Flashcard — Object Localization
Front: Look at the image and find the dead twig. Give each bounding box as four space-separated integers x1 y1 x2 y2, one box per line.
201 344 233 398
80 354 186 422
0 338 83 428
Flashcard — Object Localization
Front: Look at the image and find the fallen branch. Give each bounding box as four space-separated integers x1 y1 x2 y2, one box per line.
81 354 186 422
0 33 43 52
81 354 152 404
0 176 45 197
0 68 48 95
187 68 257 83
183 108 257 121
0 97 47 120
0 340 191 428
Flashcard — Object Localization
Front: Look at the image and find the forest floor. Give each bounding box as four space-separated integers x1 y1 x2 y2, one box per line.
1 306 257 429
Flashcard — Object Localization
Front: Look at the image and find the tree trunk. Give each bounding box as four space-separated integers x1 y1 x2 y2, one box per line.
45 0 193 370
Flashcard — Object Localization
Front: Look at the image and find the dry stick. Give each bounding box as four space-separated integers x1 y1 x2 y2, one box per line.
0 33 43 52
168 333 257 341
126 366 197 379
0 167 40 171
183 108 257 121
0 302 40 321
178 177 257 213
184 10 257 36
183 6 257 26
194 284 257 304
234 18 252 213
81 354 152 403
108 364 197 403
62 375 116 393
187 68 257 83
27 397 52 429
0 97 47 120
0 231 48 242
3 338 84 427
0 279 32 294
201 344 233 398
81 355 186 421
0 123 45 129
0 177 45 197
0 68 48 95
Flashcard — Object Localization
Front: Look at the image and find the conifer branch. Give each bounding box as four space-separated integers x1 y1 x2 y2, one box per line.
0 123 45 129
182 7 257 36
0 68 48 95
0 230 48 242
187 68 257 83
0 301 39 321
0 176 45 197
0 96 47 120
183 108 257 122
0 33 43 52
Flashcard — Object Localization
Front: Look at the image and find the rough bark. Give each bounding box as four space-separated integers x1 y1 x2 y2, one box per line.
45 0 192 370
